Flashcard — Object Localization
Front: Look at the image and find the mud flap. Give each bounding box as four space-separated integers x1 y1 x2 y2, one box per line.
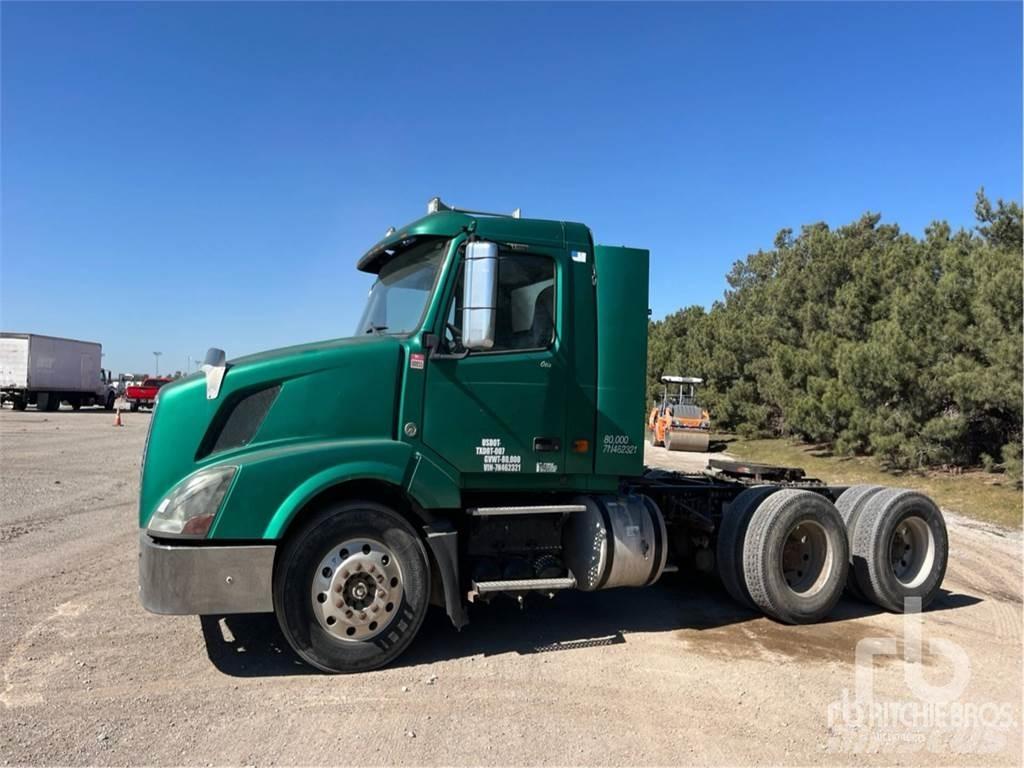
424 522 468 629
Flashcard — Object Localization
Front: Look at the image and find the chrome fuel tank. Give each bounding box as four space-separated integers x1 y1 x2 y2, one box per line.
562 494 667 591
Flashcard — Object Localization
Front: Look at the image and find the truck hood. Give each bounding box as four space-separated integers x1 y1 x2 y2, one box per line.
139 334 405 529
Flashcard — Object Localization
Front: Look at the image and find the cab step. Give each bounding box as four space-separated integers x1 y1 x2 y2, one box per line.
469 576 577 601
467 504 586 517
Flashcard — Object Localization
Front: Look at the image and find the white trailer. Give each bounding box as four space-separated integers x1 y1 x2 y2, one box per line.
0 333 116 411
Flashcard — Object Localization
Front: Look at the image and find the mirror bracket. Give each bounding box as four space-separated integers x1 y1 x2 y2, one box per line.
423 332 468 361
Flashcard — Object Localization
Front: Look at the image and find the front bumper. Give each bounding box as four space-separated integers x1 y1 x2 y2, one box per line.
138 531 275 615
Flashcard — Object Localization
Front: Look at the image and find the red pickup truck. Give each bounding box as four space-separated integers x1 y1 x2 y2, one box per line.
125 378 171 411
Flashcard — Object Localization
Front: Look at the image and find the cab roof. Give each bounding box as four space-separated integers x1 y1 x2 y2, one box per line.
357 209 592 273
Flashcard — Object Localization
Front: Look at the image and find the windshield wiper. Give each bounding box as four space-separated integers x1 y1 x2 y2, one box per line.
365 324 389 335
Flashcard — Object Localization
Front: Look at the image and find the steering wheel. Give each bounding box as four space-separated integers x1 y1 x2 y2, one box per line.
445 322 463 345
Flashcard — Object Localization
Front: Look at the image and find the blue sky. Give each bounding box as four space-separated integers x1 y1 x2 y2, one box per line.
2 2 1021 375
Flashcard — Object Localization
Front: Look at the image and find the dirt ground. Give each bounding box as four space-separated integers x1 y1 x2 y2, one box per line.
1 409 1021 766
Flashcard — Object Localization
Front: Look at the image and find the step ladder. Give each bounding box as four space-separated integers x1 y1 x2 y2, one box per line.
465 504 584 601
467 504 586 517
468 576 577 602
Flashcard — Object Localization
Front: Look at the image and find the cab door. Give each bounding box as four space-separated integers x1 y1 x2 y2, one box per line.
421 246 568 482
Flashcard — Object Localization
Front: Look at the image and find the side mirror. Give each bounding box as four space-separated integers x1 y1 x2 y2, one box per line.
462 241 498 350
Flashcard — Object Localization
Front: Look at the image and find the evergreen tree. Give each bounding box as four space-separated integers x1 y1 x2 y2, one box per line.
647 190 1022 481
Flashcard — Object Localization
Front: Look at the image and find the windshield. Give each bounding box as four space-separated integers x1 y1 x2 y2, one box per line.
355 237 449 336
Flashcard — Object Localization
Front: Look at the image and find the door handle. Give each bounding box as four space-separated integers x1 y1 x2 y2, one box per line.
533 437 561 453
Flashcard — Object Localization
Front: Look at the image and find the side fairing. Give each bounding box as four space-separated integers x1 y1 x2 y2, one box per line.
593 245 649 477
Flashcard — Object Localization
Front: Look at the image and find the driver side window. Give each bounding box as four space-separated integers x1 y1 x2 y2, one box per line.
446 251 556 353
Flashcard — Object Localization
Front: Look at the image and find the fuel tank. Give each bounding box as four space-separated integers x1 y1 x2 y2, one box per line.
562 494 667 590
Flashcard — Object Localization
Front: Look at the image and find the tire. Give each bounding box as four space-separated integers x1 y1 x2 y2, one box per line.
105 392 115 411
130 402 139 412
39 393 59 412
70 399 81 411
834 485 885 599
274 500 430 673
12 397 26 411
743 489 849 624
850 489 948 613
716 485 779 609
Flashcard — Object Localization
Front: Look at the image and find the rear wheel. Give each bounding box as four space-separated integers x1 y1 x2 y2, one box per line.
11 396 26 411
105 392 115 410
716 485 779 609
742 489 848 624
130 402 139 412
834 485 885 598
70 398 82 411
274 500 430 673
851 489 947 612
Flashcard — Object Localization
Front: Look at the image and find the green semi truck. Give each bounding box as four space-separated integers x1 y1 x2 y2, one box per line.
138 198 949 673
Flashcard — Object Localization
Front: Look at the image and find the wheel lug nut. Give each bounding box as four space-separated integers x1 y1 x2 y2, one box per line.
355 563 363 572
345 609 354 618
359 612 367 621
377 589 386 599
376 575 384 583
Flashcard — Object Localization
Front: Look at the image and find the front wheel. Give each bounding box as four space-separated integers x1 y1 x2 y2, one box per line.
274 500 430 673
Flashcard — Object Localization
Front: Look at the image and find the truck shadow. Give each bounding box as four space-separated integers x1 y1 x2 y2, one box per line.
199 576 980 677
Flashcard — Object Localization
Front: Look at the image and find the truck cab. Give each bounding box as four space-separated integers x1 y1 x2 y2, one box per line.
139 198 949 673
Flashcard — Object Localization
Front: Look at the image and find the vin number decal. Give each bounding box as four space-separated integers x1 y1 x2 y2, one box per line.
475 437 522 473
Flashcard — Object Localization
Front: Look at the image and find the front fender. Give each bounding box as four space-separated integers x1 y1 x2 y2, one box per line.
207 438 461 540
206 439 412 539
264 455 412 539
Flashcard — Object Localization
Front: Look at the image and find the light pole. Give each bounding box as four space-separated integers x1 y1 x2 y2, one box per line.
153 351 162 376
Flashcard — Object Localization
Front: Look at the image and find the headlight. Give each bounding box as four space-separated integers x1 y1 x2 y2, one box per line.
147 466 237 538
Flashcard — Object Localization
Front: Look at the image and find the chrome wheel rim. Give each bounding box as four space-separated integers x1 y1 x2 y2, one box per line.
890 516 934 588
311 538 404 642
781 520 832 595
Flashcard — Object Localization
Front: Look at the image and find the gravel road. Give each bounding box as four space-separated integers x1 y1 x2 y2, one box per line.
2 409 1021 766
